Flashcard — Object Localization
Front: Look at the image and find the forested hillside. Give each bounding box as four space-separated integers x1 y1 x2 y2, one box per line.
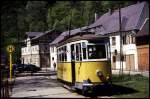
1 1 137 62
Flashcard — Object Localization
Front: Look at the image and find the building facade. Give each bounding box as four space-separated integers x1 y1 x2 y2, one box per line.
49 45 57 70
21 30 60 68
84 1 149 71
109 34 138 71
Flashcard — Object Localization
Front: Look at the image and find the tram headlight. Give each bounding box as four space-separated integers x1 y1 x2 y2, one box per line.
97 71 103 77
96 70 103 77
96 70 106 82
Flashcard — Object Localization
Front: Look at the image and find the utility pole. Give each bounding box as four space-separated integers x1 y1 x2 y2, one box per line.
119 4 123 76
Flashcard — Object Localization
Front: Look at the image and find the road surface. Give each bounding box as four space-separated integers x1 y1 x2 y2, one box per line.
10 70 112 98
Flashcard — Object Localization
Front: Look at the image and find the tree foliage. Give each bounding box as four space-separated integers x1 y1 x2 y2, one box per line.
26 1 48 32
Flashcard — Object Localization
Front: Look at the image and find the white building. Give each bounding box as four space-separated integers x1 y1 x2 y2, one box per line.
21 30 60 68
85 1 149 71
49 45 57 70
109 34 138 71
21 32 43 67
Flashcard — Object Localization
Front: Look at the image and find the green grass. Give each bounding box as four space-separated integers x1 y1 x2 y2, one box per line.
112 74 149 98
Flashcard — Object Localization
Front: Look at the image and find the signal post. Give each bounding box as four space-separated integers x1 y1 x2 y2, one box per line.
6 45 15 82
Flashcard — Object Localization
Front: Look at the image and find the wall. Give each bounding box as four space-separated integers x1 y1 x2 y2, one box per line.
110 35 138 71
50 46 57 70
21 39 40 67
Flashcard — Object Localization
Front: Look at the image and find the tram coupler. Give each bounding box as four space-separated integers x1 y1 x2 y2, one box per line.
82 79 93 94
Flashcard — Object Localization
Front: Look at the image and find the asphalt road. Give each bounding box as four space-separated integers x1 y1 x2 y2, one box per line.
10 70 113 98
10 69 148 98
10 71 86 98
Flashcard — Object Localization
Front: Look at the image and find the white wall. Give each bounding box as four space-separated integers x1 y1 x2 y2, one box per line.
110 35 138 71
21 38 40 67
50 46 57 70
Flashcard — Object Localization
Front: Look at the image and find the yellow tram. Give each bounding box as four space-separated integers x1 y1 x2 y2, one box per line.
56 34 111 93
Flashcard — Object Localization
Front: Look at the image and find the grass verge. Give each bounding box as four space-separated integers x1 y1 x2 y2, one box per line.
112 74 149 98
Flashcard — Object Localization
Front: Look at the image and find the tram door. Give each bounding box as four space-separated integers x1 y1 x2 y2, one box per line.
71 44 75 84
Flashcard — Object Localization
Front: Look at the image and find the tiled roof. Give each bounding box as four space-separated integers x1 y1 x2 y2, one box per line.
31 29 54 40
86 2 149 35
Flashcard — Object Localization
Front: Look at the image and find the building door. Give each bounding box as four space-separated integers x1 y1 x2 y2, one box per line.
112 55 116 70
126 54 135 71
137 45 149 71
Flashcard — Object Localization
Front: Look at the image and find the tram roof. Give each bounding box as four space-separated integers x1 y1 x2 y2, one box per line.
84 2 149 35
50 26 88 45
56 34 109 47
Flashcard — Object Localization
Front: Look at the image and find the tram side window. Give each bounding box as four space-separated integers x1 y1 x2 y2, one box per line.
61 47 64 61
57 49 59 61
82 48 86 59
71 44 75 61
59 48 61 61
64 46 67 61
59 48 62 61
76 43 82 61
88 45 106 59
82 42 87 59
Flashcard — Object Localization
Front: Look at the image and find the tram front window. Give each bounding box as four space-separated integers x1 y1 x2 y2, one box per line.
88 45 106 59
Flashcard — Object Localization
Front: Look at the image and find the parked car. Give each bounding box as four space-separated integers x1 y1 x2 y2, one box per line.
13 64 41 73
13 64 25 73
24 64 41 73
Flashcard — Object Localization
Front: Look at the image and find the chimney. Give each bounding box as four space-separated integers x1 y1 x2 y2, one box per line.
108 8 113 15
95 13 98 21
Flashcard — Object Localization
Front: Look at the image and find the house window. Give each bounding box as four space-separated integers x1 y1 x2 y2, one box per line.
112 37 116 46
130 35 135 44
123 35 135 44
51 47 54 53
123 35 127 44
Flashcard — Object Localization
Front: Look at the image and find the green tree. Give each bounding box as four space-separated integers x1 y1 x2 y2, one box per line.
26 1 48 32
1 1 28 63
